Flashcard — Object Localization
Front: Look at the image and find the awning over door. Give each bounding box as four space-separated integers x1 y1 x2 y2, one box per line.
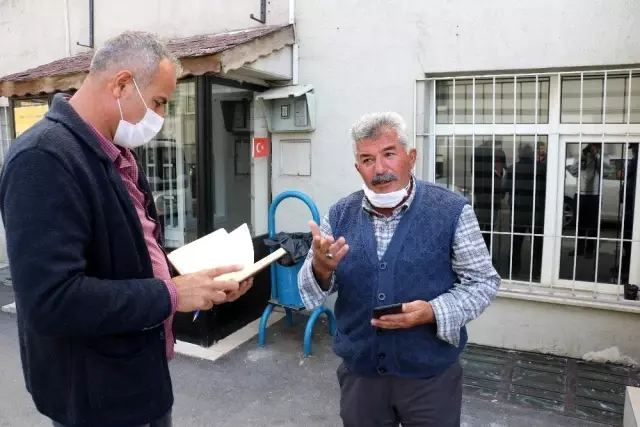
0 24 294 97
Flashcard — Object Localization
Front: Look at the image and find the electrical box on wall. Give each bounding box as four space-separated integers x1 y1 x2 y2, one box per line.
256 84 316 133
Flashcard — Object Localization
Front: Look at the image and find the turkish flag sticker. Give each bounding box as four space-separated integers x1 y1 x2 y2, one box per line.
252 137 270 159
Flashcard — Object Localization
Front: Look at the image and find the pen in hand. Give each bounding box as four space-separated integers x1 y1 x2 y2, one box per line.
192 310 200 322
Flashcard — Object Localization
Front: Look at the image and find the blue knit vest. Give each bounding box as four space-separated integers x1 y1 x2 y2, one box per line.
329 180 468 378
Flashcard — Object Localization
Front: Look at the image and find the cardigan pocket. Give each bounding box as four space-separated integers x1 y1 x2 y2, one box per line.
84 341 160 412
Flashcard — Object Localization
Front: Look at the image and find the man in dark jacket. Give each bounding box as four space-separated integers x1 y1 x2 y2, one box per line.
613 143 638 282
504 143 547 279
473 143 506 253
0 32 252 427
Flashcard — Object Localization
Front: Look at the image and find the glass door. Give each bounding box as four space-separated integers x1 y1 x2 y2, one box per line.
135 80 198 252
555 136 639 293
210 84 254 233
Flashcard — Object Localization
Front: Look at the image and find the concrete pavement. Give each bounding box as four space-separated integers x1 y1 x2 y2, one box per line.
0 285 612 426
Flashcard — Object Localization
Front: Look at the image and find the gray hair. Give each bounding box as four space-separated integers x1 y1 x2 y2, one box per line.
90 31 181 86
350 112 410 155
519 143 535 159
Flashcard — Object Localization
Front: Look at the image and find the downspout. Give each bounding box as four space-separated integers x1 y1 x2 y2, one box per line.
289 0 299 85
63 0 71 56
77 0 95 49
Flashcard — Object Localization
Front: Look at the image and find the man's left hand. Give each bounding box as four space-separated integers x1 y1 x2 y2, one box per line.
225 278 254 302
371 300 435 329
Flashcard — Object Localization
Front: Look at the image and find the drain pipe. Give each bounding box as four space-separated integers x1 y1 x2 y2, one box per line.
63 0 71 56
77 0 95 49
289 0 298 85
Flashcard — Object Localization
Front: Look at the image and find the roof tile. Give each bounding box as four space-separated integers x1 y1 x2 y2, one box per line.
0 24 290 83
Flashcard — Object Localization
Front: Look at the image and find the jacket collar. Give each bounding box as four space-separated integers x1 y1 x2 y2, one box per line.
45 94 111 163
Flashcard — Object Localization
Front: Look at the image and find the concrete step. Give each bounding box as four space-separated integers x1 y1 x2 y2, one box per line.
625 387 640 427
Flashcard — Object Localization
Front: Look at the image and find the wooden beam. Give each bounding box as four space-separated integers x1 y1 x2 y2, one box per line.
0 73 87 97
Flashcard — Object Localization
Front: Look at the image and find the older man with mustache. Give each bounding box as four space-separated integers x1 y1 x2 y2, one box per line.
298 112 501 427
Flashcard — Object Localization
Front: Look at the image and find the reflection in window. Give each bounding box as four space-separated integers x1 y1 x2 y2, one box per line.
561 73 640 124
135 80 197 251
436 135 548 281
560 142 639 284
211 86 254 232
436 77 550 124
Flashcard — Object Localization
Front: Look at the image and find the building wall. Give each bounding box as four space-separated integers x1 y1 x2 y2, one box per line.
469 297 640 364
268 0 640 361
0 0 290 77
1 0 640 359
272 0 640 231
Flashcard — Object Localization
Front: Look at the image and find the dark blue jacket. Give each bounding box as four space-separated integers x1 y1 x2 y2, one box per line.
330 180 468 378
0 94 174 426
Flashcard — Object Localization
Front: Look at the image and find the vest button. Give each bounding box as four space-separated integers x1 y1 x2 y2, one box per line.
379 262 387 270
378 352 386 360
377 293 386 301
377 366 388 374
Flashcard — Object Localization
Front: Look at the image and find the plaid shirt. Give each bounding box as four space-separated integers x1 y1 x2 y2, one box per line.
89 125 179 360
298 178 500 347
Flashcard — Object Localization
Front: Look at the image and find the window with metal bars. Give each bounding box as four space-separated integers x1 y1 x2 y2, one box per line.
424 69 640 304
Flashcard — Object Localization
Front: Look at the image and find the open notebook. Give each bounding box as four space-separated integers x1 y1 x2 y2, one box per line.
167 223 287 282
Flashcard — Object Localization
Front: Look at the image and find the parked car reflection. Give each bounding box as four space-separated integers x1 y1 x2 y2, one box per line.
563 156 627 227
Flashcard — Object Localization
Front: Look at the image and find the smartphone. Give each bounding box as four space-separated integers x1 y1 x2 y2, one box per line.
372 303 403 319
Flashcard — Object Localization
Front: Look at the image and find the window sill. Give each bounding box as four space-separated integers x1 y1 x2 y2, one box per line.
497 286 640 315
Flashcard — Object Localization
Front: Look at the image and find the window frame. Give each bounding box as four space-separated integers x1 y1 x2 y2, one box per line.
424 67 640 304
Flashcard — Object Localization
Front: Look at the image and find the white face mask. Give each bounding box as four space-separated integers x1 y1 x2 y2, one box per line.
362 180 410 208
113 78 164 149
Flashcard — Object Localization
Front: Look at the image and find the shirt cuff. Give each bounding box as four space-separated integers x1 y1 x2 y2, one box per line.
430 296 461 347
164 279 179 316
298 259 335 310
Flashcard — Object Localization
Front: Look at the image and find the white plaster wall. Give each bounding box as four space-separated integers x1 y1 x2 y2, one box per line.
468 297 640 364
268 0 640 358
271 0 640 231
0 0 290 77
1 1 62 75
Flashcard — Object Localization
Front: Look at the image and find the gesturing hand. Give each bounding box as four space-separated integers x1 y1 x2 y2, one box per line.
371 300 435 329
309 220 349 285
173 265 243 313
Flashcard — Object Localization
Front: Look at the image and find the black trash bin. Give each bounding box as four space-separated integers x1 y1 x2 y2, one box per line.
263 232 313 266
262 232 313 307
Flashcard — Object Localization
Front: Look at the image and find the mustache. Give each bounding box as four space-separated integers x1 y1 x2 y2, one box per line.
371 173 398 185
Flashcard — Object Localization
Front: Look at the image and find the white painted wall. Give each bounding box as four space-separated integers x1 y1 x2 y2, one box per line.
266 0 640 361
0 0 290 77
271 0 640 231
469 297 640 362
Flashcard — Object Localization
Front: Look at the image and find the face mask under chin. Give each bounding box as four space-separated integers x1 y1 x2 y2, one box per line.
362 178 412 208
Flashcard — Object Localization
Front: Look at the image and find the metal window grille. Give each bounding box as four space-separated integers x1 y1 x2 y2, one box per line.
419 68 640 306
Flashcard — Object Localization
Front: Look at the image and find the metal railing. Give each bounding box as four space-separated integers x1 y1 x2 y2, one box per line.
422 68 640 304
